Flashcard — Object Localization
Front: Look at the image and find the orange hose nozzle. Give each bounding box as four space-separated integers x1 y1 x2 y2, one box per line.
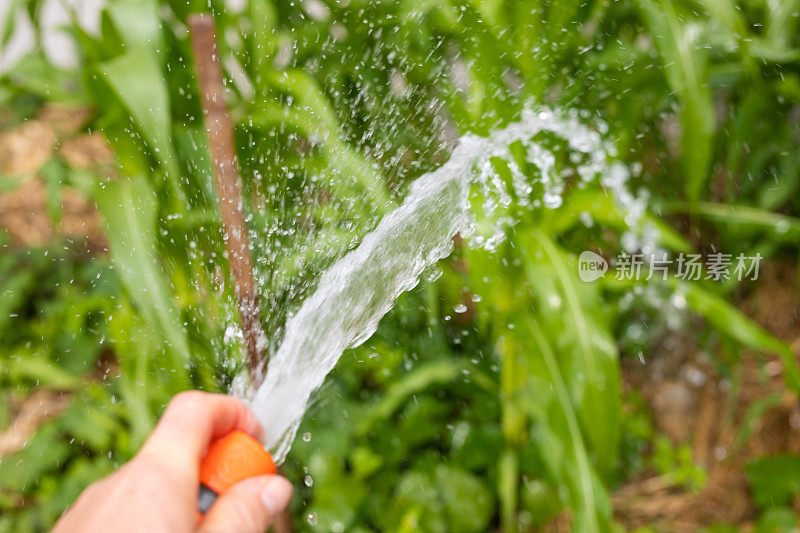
197 430 276 514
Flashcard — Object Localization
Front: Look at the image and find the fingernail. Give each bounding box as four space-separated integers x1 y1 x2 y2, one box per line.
261 476 293 518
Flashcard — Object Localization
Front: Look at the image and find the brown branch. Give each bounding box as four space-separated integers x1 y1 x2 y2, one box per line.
188 14 266 383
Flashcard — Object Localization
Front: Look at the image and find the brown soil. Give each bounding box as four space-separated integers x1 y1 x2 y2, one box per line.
0 390 72 458
0 105 110 251
615 260 800 531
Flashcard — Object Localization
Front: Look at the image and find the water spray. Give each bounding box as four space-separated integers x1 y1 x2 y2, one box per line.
188 11 640 524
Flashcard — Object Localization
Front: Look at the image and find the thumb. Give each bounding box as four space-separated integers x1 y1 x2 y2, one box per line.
198 476 293 533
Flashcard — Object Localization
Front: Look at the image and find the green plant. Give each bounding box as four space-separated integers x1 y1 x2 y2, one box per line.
651 436 707 492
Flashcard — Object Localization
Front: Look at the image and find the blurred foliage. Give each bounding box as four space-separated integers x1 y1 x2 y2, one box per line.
747 455 800 510
1 0 800 531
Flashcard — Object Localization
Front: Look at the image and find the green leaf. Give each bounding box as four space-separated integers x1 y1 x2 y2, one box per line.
0 424 71 491
249 0 278 76
350 446 382 479
98 50 182 200
522 317 612 532
520 229 620 473
385 470 447 533
2 353 81 389
355 359 464 435
105 0 163 52
249 75 390 206
520 477 562 525
638 0 715 200
59 397 122 450
696 0 747 38
664 202 800 242
763 0 800 54
0 270 35 335
95 176 191 375
746 455 800 509
3 54 86 103
305 460 366 532
545 188 692 252
1 0 19 48
434 464 494 533
755 507 798 533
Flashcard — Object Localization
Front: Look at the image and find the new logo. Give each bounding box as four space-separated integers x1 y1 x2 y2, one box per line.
578 251 608 282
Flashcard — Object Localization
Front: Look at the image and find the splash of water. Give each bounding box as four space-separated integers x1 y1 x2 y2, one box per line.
246 107 643 461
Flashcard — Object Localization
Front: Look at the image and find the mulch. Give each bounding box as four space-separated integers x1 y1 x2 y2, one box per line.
615 260 800 531
0 105 109 251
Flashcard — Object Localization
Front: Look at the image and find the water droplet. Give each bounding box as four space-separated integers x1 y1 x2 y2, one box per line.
454 303 468 313
713 446 727 461
302 432 311 442
543 191 563 208
307 513 318 526
304 475 314 487
425 268 443 282
670 292 687 309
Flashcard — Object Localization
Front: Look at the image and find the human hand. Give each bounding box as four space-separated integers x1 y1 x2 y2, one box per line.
53 391 293 533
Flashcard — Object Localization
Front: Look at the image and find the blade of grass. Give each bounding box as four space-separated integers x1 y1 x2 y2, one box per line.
523 316 610 532
521 228 620 472
638 0 715 201
98 50 184 205
105 0 163 52
663 201 800 241
95 176 191 379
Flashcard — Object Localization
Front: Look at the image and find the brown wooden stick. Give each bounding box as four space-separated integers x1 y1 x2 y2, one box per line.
189 16 294 533
188 14 266 383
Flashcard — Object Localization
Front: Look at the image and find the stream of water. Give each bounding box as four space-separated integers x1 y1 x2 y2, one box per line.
245 107 642 461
